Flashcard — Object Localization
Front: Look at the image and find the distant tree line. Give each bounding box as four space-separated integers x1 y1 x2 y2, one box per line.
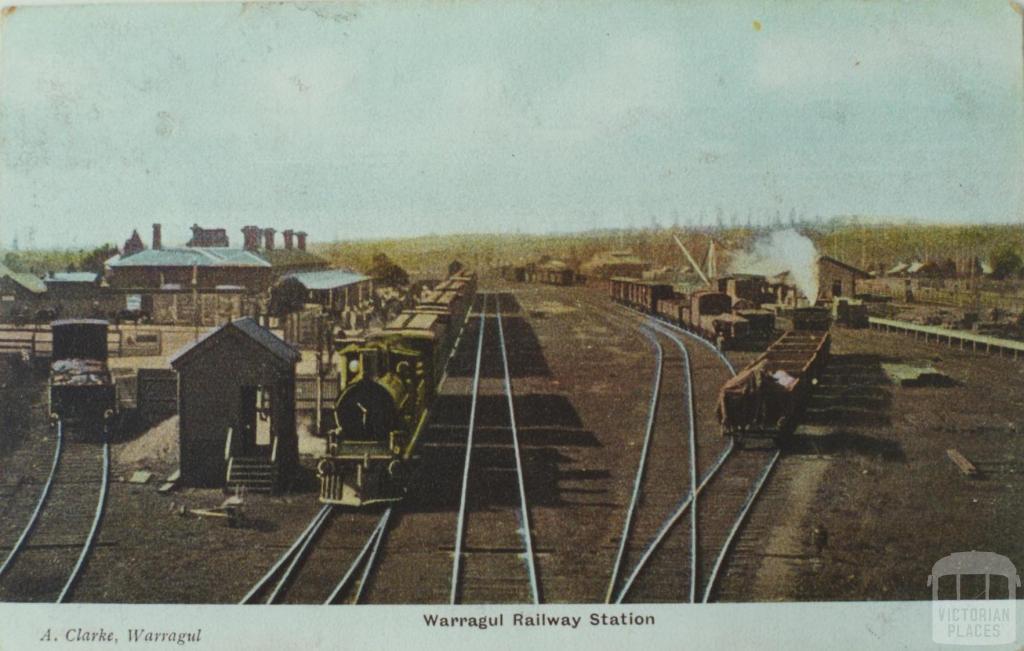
2 244 119 276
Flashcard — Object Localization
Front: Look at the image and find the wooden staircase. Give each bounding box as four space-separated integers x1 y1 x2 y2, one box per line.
225 456 278 494
224 428 279 494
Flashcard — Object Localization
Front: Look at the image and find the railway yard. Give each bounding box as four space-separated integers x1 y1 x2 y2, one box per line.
0 279 1022 604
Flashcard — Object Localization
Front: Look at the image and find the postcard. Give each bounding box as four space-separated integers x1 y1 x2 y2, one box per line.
0 1 1022 649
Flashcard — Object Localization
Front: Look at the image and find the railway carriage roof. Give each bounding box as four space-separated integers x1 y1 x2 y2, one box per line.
385 310 444 331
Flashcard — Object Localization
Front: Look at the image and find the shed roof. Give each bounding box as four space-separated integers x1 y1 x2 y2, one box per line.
47 272 100 284
817 255 869 278
537 259 570 271
170 317 300 368
281 269 369 290
108 248 271 268
0 271 46 294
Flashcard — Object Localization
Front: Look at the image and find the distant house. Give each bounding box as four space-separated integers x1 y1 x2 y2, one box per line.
525 259 575 285
817 255 869 301
580 250 649 279
44 272 102 301
0 265 46 318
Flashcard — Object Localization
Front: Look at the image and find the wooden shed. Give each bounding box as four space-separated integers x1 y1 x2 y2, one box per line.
817 255 869 302
170 317 301 491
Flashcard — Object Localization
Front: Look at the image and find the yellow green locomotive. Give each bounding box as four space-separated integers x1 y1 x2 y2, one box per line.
317 270 475 506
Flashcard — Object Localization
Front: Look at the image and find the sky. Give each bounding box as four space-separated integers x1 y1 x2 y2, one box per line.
0 0 1022 249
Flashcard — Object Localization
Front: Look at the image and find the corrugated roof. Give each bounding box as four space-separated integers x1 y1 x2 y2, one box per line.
170 317 300 367
108 248 271 268
1 272 46 294
0 264 46 293
282 269 369 290
47 272 99 283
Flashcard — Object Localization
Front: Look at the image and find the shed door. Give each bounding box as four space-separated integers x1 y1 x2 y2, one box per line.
239 385 274 456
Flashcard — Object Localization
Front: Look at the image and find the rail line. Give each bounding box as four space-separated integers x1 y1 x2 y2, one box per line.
241 291 486 606
241 505 393 605
0 419 110 603
241 306 483 606
603 327 664 603
601 301 784 604
450 293 540 604
0 419 64 580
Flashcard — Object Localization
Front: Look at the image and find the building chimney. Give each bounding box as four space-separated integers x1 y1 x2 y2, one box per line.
296 231 307 251
152 223 162 250
242 225 260 251
283 229 295 250
263 228 276 250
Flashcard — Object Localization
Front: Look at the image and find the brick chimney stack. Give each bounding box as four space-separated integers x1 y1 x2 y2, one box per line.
283 229 295 250
242 225 261 251
263 228 276 250
152 223 162 250
296 231 307 251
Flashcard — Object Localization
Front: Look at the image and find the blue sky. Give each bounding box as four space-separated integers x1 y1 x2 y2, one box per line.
0 0 1022 248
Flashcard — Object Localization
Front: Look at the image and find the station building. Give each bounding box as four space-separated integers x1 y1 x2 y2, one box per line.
105 224 328 293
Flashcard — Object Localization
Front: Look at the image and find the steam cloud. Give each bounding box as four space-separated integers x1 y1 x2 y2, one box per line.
728 229 820 301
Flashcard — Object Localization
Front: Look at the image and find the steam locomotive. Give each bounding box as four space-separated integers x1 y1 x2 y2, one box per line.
317 269 476 506
48 319 117 437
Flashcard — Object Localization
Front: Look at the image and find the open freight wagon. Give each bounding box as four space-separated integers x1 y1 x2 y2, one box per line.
716 327 831 446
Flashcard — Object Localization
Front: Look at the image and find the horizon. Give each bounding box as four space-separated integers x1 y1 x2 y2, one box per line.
1 1 1023 248
2 217 1024 255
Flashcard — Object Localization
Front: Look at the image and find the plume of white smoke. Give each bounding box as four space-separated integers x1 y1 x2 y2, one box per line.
727 229 819 302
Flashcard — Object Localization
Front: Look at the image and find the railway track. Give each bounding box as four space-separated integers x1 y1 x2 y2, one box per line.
240 505 393 605
239 298 502 606
603 321 702 604
0 420 110 603
597 298 782 604
450 292 540 604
